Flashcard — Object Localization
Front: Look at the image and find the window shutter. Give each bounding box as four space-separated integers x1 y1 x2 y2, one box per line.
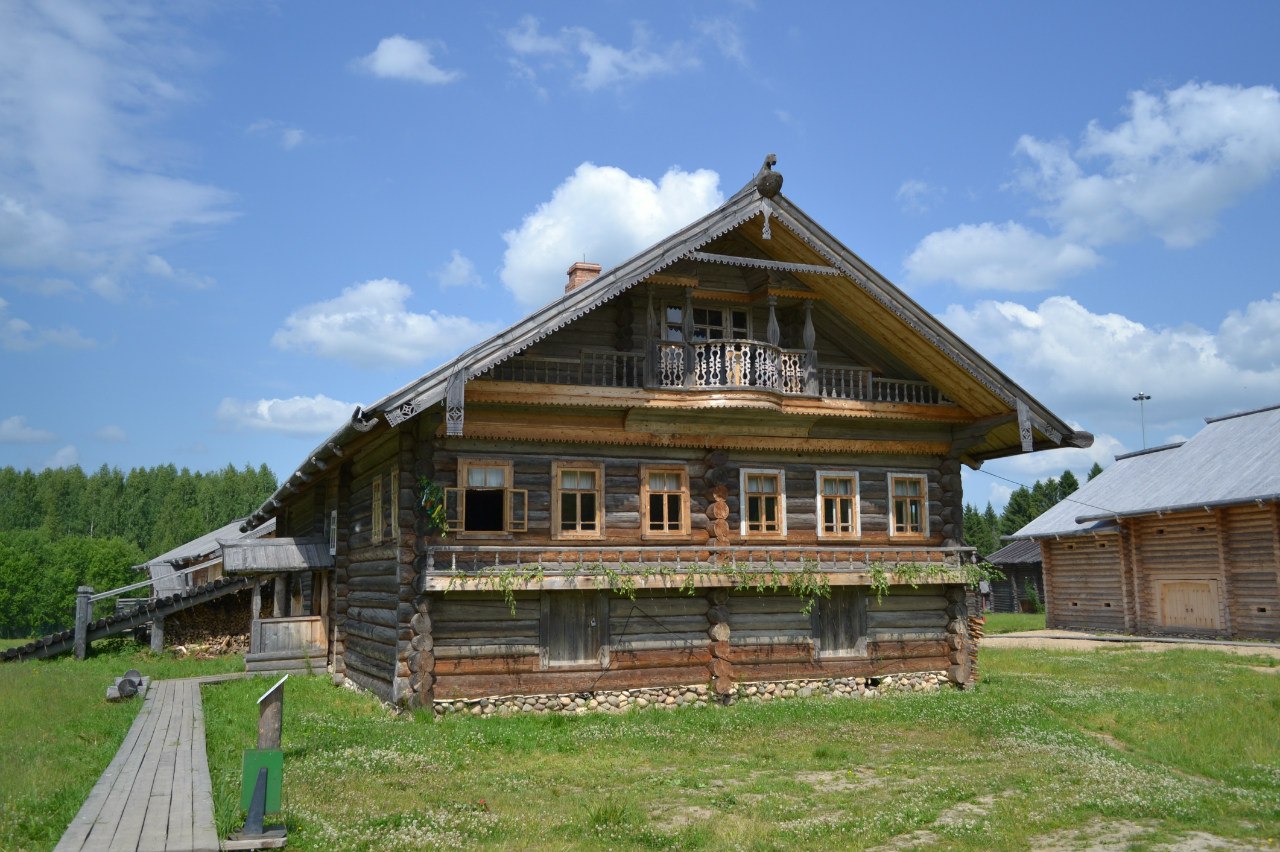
444 487 463 532
508 489 528 532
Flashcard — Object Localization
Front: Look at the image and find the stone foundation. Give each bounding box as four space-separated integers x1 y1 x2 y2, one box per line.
431 670 951 717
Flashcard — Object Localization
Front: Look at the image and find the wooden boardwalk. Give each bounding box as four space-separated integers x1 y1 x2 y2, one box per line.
56 678 221 852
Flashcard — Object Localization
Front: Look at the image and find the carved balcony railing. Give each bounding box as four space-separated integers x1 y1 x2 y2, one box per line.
479 348 953 406
655 340 808 393
423 543 976 580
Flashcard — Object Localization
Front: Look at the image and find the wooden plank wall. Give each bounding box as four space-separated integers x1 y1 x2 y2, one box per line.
1222 505 1280 639
1043 537 1126 631
430 443 944 547
991 566 1044 614
1131 513 1227 632
428 585 956 700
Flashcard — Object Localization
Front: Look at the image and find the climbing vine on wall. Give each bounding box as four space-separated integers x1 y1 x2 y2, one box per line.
417 478 449 538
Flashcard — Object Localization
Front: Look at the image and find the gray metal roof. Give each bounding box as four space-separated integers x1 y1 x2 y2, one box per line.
1012 403 1280 539
221 537 334 574
987 538 1043 566
142 517 277 596
241 163 1092 532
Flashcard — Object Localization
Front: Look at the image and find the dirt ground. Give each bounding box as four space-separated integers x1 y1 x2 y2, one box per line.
982 630 1280 661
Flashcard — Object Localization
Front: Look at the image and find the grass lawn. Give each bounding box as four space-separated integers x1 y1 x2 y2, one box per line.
0 638 243 850
983 612 1046 634
203 648 1280 850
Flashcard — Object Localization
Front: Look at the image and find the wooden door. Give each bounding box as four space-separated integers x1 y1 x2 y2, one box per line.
1156 579 1220 630
545 592 603 666
814 587 866 657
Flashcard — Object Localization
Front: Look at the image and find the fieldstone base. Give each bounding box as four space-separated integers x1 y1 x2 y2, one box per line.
431 671 951 717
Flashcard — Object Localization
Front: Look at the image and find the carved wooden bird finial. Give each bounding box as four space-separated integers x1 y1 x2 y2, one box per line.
754 153 782 198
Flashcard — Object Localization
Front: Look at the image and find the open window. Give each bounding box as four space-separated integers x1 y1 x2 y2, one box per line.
445 460 527 535
740 468 786 537
888 473 928 538
816 470 860 538
641 465 689 537
552 461 603 539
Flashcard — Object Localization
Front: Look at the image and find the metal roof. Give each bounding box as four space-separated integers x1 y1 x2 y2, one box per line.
221 537 334 574
1012 403 1280 539
141 517 276 596
987 538 1043 566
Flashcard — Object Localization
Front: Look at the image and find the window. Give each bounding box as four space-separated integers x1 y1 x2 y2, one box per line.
445 460 528 534
641 465 689 537
552 461 603 539
370 477 383 545
816 471 859 538
390 471 400 541
328 509 338 556
664 305 750 342
889 473 928 537
740 468 785 536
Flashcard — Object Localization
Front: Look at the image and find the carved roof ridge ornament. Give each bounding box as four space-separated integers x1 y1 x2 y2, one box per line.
754 154 782 239
445 369 466 437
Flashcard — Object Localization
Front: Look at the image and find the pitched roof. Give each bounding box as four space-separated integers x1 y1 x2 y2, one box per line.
242 160 1092 531
221 537 334 573
141 517 276 595
987 538 1043 566
1012 403 1280 539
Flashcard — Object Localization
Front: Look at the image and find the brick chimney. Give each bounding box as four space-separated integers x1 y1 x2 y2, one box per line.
565 261 602 293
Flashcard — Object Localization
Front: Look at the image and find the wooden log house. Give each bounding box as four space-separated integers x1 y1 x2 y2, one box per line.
227 156 1093 707
1010 403 1280 639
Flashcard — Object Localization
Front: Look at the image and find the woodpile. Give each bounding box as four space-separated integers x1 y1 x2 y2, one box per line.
163 588 251 655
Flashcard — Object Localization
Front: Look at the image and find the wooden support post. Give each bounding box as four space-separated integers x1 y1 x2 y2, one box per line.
290 574 303 617
257 676 286 750
765 295 780 346
74 585 93 661
273 575 286 618
802 300 818 395
682 289 696 388
251 579 262 622
150 614 165 654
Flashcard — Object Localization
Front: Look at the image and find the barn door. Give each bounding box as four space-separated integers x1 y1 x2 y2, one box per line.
1156 579 1221 630
544 591 604 666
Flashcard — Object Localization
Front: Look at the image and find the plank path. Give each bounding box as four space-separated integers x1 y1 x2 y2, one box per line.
55 678 221 852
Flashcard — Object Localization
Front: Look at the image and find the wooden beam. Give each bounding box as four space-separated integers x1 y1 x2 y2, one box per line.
690 250 841 276
1214 508 1233 635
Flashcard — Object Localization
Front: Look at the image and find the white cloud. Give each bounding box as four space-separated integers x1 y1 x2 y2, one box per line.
216 395 355 436
0 415 55 443
435 250 482 289
0 3 233 298
354 35 460 85
695 18 746 64
43 445 79 469
895 179 941 214
247 119 308 151
1217 291 1280 372
940 294 1280 433
504 17 698 92
95 424 127 443
0 297 96 350
907 81 1280 290
271 278 498 368
501 163 723 306
905 222 1101 290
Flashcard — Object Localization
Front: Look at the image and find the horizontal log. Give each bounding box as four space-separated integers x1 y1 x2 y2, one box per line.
867 628 947 642
612 615 710 634
867 595 948 612
346 591 398 608
727 642 814 665
610 638 708 652
434 620 541 640
434 643 541 659
433 664 712 700
731 612 811 630
246 658 328 673
609 597 707 617
609 648 712 669
867 610 948 629
435 654 543 675
434 635 539 648
347 607 399 628
344 620 399 647
434 601 540 619
245 647 327 664
348 575 400 594
343 646 395 680
865 640 950 660
732 628 814 642
346 560 398 578
343 666 392 702
608 631 708 645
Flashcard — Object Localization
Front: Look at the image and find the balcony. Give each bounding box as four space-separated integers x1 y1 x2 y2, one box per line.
479 344 952 406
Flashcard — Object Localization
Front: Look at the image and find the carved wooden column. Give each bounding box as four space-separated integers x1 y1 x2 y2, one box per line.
766 295 780 346
645 289 658 386
682 289 696 388
802 300 818 395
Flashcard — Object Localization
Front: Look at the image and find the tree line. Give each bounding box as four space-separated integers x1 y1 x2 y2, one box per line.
963 462 1103 558
0 463 277 638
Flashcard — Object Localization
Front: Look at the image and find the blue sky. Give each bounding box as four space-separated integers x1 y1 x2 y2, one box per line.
2 1 1279 514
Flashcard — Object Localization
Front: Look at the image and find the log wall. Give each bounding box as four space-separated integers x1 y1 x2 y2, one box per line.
1043 535 1127 632
1221 504 1280 639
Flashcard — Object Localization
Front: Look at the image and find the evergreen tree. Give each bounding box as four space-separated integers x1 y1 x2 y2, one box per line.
1000 486 1039 536
1088 462 1104 481
1059 469 1080 496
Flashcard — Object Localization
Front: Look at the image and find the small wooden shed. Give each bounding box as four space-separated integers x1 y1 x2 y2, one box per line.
985 539 1045 614
1011 403 1280 639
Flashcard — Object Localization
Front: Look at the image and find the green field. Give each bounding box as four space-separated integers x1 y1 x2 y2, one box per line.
0 639 243 850
200 648 1280 850
982 612 1046 634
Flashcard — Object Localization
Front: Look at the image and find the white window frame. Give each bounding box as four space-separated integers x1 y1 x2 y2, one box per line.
551 460 605 540
887 472 929 538
815 470 860 539
739 467 786 537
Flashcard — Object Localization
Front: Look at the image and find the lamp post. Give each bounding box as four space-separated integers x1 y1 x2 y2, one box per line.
1132 392 1151 449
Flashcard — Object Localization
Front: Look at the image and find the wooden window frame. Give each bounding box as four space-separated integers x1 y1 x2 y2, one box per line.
552 460 605 540
446 459 527 537
370 477 383 545
328 509 338 556
888 472 929 539
664 303 751 342
390 470 400 542
740 467 786 538
816 470 860 539
641 465 690 539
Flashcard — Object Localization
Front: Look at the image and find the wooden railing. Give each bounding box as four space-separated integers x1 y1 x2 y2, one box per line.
481 347 952 405
426 544 974 574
